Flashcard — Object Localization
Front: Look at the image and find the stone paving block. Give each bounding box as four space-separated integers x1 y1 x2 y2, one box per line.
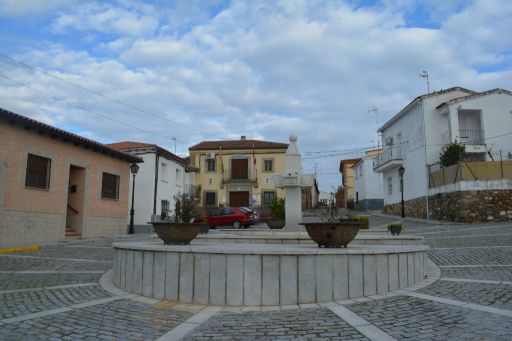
261 255 279 306
298 255 315 303
164 252 179 301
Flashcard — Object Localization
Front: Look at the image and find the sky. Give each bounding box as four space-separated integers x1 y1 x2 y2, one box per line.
0 0 511 192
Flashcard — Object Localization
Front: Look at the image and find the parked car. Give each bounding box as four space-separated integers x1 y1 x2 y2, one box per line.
207 207 255 228
239 207 259 223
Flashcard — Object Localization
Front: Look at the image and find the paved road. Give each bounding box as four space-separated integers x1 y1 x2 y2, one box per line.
0 217 511 340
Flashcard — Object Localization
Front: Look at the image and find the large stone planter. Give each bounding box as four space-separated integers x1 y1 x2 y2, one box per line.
152 222 207 245
300 221 361 248
265 220 285 229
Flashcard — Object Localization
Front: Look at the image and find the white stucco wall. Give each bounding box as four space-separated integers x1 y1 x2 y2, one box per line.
129 153 156 225
354 157 383 201
445 92 512 154
128 152 188 225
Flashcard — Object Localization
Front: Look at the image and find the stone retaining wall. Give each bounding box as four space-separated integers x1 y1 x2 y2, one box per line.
384 190 512 223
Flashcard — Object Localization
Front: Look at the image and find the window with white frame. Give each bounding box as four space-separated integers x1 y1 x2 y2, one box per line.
387 177 393 195
161 162 168 182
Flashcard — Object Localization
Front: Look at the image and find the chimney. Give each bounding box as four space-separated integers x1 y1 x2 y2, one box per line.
240 135 246 140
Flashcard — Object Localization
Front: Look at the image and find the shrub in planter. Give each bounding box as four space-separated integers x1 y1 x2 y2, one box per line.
355 216 369 229
387 222 403 236
266 198 286 229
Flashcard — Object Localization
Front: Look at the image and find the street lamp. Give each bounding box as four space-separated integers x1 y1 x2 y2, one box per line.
398 166 405 218
128 162 140 234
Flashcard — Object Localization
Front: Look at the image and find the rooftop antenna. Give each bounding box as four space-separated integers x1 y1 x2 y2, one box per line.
419 70 430 93
368 106 380 148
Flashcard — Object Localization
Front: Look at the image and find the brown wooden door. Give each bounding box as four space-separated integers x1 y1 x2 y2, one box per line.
231 159 248 179
229 191 249 207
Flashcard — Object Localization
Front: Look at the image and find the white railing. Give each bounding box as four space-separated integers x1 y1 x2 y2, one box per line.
373 146 404 170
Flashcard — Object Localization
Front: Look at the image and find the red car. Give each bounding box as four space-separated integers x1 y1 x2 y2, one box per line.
207 207 255 229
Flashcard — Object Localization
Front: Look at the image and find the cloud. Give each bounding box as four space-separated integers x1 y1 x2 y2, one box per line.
1 0 511 191
0 0 72 16
51 2 159 37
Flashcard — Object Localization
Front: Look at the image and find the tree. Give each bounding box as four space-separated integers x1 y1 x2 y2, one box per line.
440 141 465 167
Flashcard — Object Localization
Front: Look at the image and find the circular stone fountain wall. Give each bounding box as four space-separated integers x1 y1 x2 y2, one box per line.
112 242 428 306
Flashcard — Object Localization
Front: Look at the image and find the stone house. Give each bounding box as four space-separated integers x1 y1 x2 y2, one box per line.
108 141 196 232
374 87 512 222
0 107 142 247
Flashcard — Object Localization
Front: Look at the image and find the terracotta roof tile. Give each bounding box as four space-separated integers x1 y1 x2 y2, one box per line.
108 141 188 166
189 139 288 151
0 107 142 163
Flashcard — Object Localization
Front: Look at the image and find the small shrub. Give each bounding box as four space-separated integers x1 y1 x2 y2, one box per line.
440 141 465 167
356 216 369 229
386 222 403 231
173 192 200 223
269 197 285 220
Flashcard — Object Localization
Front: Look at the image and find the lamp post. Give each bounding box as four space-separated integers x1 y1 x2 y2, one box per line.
128 162 140 234
398 166 405 218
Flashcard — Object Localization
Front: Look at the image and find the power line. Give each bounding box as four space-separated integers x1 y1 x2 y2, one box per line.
0 53 217 137
0 72 173 140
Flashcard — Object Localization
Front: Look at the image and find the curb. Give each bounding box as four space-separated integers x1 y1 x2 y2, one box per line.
0 245 40 254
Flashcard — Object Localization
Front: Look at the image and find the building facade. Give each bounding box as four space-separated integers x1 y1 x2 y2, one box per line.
0 108 141 247
188 137 288 209
353 150 384 211
108 142 196 232
338 158 361 209
374 87 512 221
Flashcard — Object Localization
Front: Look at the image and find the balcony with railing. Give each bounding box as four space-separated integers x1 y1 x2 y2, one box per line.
222 167 257 183
458 129 485 146
373 145 404 172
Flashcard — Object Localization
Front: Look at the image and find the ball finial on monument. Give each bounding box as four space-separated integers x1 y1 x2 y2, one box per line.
289 135 297 143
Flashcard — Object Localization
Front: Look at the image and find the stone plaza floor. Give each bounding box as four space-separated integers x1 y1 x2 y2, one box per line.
1 216 511 340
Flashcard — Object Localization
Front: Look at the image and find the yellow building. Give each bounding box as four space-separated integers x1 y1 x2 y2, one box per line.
188 136 288 208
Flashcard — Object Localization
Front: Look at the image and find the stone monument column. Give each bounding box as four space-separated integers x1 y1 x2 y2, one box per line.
273 135 304 231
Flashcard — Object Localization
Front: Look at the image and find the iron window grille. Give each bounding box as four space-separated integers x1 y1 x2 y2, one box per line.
263 191 276 206
25 154 51 190
205 192 216 206
101 172 120 199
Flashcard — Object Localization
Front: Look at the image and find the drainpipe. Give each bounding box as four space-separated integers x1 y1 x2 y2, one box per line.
153 151 160 215
421 100 430 219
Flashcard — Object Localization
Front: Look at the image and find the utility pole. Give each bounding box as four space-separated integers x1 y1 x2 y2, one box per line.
172 137 177 154
419 70 430 93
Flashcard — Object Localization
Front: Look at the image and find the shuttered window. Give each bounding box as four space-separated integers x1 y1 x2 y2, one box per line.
25 154 51 190
101 173 120 199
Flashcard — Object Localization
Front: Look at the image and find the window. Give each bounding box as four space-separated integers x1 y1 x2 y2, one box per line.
176 169 181 185
25 154 51 189
101 172 120 199
387 177 393 195
263 159 274 172
205 192 216 206
161 200 170 219
206 159 216 172
263 191 276 206
161 163 168 182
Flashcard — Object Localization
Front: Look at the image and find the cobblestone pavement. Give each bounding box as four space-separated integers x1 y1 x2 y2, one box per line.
1 219 511 340
185 308 369 340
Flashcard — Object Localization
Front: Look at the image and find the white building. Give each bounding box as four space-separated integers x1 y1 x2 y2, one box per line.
318 191 332 206
108 141 196 232
353 153 384 211
373 87 512 218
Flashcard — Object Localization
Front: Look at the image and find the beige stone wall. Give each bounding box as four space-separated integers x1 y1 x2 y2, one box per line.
83 216 126 237
0 122 131 246
1 210 64 247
